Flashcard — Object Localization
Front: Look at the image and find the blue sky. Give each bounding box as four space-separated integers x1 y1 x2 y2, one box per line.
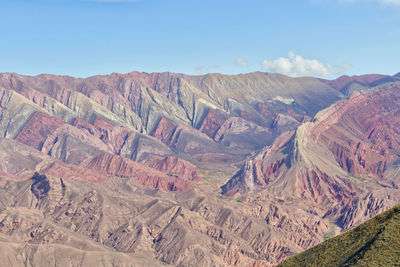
0 0 399 78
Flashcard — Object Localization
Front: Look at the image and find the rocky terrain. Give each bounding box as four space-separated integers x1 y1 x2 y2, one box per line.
0 71 399 266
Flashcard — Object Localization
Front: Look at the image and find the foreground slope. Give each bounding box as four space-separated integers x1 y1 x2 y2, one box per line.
279 204 400 267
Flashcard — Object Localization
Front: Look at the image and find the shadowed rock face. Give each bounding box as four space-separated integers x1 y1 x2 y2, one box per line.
31 172 50 200
0 70 399 266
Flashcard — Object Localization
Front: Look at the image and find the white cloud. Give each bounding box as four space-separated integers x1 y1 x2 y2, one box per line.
195 66 204 75
85 0 140 2
195 65 219 75
262 51 351 77
235 58 248 67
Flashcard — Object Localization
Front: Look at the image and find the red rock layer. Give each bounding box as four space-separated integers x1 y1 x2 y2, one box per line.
86 153 192 191
312 86 400 179
72 117 130 154
141 155 201 181
198 108 228 138
15 112 64 149
294 167 354 204
41 161 109 183
151 117 179 145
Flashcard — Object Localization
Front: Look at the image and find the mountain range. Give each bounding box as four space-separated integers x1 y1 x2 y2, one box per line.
0 71 399 266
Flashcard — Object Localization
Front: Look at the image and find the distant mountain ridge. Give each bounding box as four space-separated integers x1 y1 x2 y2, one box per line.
0 71 343 187
320 73 400 96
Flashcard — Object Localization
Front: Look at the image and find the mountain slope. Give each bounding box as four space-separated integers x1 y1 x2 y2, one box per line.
279 204 400 267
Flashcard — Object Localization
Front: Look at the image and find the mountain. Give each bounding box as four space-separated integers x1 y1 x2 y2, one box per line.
278 204 400 266
0 71 399 266
321 73 400 96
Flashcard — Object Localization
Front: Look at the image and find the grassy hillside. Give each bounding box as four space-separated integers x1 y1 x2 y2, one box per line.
279 204 400 267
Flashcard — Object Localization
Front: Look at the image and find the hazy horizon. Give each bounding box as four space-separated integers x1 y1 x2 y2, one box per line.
1 69 399 80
